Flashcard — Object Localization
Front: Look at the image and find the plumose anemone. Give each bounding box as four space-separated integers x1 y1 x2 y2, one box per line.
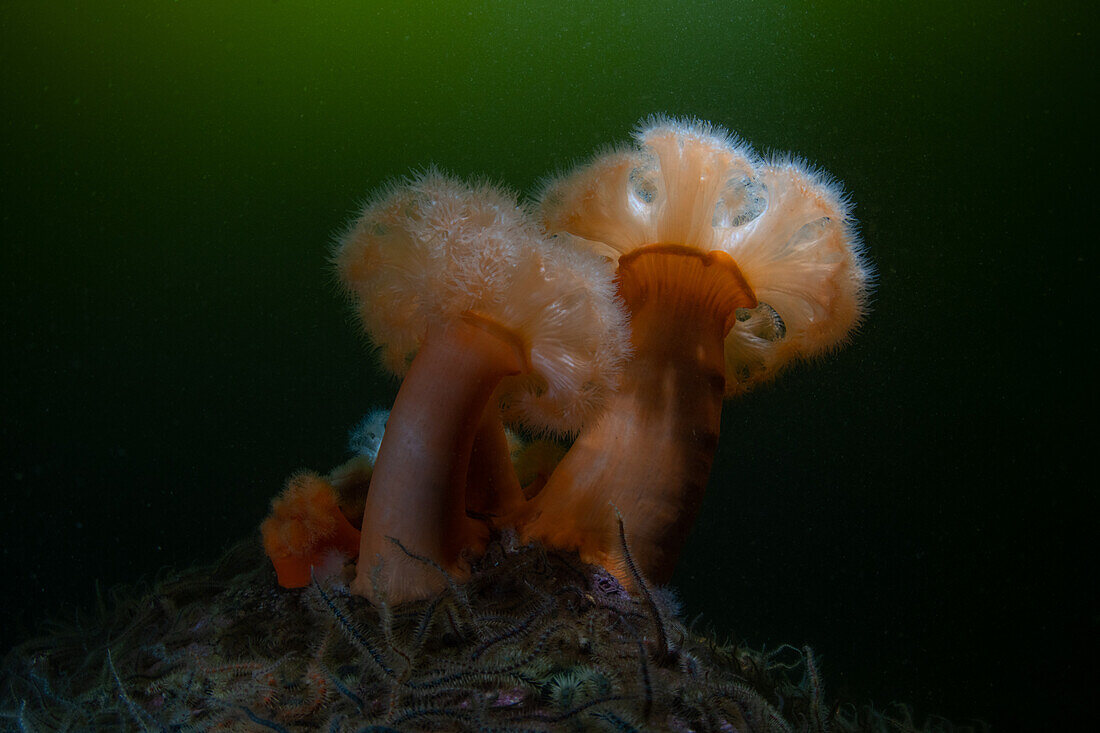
334 171 629 603
511 116 872 585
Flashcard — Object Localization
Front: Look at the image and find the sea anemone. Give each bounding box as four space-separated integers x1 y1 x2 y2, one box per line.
513 117 872 584
335 171 629 603
261 471 362 588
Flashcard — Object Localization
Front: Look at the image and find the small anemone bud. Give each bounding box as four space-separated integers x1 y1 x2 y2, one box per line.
260 471 361 588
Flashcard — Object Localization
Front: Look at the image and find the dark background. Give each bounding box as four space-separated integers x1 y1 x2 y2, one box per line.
1 2 1092 729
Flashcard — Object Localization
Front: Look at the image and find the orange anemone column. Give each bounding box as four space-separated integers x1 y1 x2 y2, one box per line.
518 245 756 585
352 313 527 603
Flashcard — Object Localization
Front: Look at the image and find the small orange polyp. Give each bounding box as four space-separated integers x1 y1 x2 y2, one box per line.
261 473 362 589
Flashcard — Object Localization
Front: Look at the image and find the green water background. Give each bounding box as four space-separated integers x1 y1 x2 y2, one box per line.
1 2 1092 729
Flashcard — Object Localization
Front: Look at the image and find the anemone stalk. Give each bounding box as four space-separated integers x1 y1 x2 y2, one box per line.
517 246 756 584
353 313 527 603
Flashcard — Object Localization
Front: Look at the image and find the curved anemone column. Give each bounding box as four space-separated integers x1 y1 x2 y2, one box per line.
520 246 756 584
353 314 526 603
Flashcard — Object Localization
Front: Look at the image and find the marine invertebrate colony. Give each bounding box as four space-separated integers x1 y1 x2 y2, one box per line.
263 116 870 603
2 118 985 733
5 537 903 732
